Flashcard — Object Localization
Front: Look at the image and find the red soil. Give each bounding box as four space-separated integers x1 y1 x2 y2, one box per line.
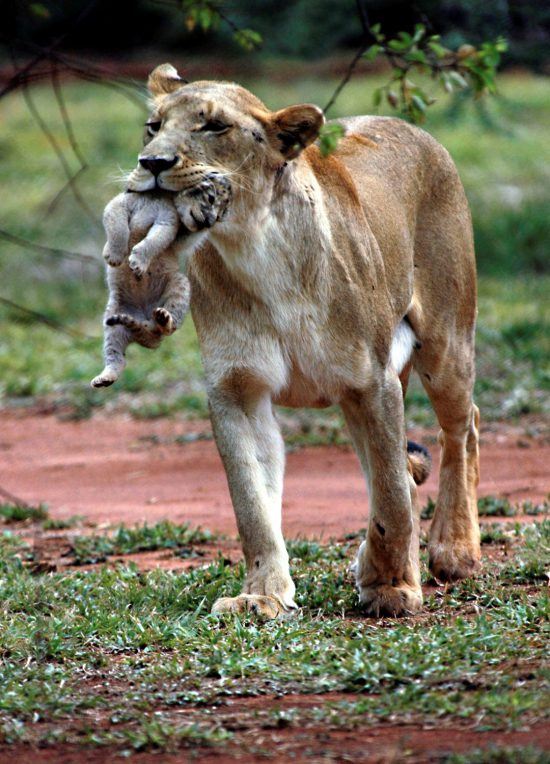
0 412 548 536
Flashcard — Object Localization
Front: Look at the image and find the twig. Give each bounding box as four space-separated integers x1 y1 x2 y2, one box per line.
323 44 369 114
323 0 376 114
0 0 99 98
45 166 89 217
0 229 98 264
355 0 372 37
0 485 32 510
20 76 101 227
51 61 88 169
0 296 96 340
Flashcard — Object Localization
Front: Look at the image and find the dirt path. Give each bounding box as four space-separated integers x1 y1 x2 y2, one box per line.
1 412 548 535
3 721 549 763
1 411 549 762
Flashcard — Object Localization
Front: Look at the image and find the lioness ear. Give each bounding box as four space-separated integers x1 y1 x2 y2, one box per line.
269 104 325 159
148 63 186 98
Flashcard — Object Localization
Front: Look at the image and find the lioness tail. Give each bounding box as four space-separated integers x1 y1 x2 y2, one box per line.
407 440 432 486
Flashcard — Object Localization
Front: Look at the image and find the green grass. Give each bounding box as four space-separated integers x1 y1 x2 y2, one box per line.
0 519 548 753
70 521 216 564
0 74 549 424
422 496 548 522
0 503 48 524
446 748 550 763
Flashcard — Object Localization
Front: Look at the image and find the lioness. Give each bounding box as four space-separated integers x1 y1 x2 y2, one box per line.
127 63 480 618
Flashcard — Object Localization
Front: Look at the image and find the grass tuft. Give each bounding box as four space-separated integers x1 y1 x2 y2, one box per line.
70 521 217 564
0 503 48 524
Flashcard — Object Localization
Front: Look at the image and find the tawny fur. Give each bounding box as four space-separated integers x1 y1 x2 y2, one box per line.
125 64 481 618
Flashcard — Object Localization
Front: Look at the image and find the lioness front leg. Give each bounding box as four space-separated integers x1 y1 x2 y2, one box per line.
342 369 422 617
208 381 296 618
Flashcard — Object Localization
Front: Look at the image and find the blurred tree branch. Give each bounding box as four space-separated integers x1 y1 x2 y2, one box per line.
318 0 507 154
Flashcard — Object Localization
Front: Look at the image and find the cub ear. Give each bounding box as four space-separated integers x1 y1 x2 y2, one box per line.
268 104 325 159
147 63 186 98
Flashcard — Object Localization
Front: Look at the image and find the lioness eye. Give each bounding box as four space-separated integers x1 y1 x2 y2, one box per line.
200 120 230 134
145 121 161 136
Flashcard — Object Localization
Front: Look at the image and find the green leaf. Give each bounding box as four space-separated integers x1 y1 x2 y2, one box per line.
372 87 383 108
440 72 453 93
388 38 410 53
370 23 384 41
363 44 382 62
411 94 427 113
428 40 448 59
495 37 508 53
30 2 50 17
318 124 345 157
405 49 428 65
233 29 262 51
412 24 425 44
448 71 469 89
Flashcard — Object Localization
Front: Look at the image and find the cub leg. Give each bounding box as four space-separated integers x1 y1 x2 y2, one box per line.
90 322 131 388
102 196 131 267
128 209 178 277
209 382 295 618
341 367 422 617
415 342 480 581
153 273 191 335
105 312 156 334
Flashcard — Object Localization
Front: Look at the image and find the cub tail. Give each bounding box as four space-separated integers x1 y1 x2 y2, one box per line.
407 440 432 486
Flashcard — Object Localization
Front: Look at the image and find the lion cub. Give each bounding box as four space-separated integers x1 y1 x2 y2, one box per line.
91 178 231 388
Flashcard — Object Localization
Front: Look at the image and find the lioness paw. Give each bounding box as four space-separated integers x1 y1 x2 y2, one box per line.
211 594 290 619
429 542 481 583
358 582 423 618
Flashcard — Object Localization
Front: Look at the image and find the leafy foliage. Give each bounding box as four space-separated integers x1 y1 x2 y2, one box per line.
182 0 262 51
365 24 507 123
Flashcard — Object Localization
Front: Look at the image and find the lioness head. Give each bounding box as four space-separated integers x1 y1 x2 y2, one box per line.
127 63 325 210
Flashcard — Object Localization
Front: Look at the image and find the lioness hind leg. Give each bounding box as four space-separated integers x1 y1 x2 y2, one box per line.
415 343 481 581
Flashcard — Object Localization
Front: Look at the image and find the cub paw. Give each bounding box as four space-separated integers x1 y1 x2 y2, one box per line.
128 252 148 278
103 246 125 267
175 175 232 232
153 307 175 334
90 369 119 388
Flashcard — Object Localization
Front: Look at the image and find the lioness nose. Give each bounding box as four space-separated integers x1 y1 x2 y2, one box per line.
139 156 177 176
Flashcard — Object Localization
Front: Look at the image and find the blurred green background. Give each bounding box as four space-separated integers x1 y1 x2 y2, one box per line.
1 1 549 434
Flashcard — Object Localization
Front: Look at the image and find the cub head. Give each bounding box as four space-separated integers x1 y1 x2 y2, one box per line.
127 63 325 203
